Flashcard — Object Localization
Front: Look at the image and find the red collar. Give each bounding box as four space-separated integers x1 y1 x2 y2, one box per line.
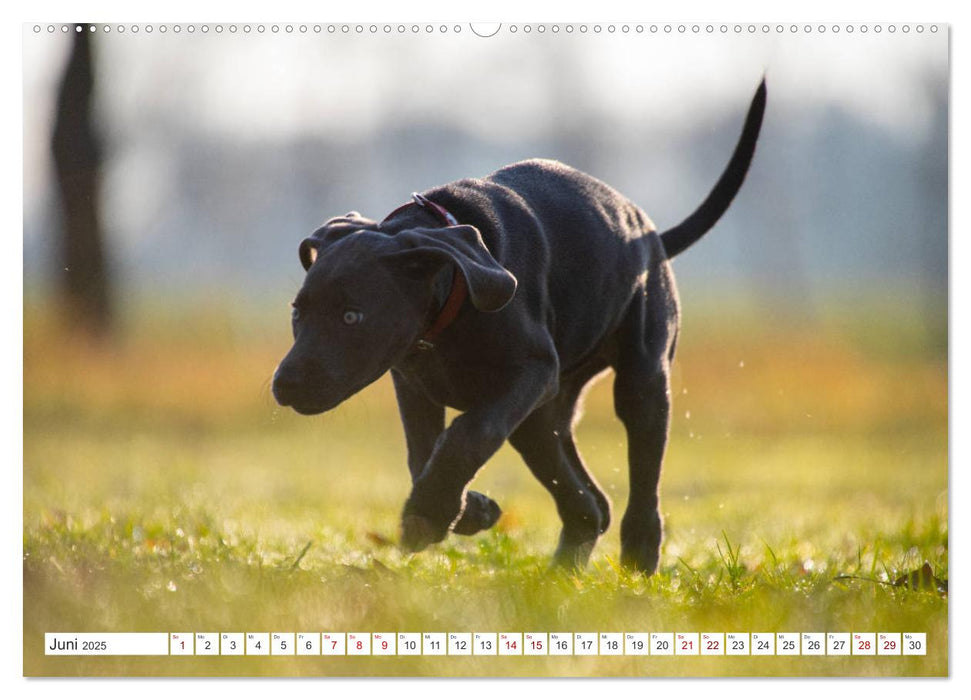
380 192 459 228
382 193 467 351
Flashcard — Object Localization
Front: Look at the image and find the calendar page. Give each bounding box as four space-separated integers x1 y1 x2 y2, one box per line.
22 20 948 678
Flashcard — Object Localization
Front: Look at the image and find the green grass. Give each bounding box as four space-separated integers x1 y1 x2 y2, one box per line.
23 305 948 676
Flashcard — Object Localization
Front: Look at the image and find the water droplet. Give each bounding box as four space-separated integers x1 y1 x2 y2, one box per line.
739 360 745 368
685 410 691 419
166 580 178 592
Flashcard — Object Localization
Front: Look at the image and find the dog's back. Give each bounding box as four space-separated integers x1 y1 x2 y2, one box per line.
424 159 658 365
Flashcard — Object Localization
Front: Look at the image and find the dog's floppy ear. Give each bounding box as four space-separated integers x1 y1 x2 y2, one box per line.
298 238 320 271
299 212 379 271
386 226 517 312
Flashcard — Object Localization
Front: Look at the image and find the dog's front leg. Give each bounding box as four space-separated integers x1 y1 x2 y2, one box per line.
400 366 557 552
392 369 501 536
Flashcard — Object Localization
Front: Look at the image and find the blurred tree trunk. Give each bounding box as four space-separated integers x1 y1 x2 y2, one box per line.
51 25 111 334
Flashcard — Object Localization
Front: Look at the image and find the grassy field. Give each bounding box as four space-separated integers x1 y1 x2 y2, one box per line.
23 302 948 677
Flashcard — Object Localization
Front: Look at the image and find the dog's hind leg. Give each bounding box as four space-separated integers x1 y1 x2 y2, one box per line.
556 366 613 535
509 397 607 569
392 370 501 536
612 238 680 575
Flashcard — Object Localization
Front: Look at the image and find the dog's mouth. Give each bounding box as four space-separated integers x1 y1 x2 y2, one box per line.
275 376 378 416
275 393 342 416
272 386 337 415
289 402 332 416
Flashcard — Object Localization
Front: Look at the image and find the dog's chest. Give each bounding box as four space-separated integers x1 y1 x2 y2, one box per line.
394 351 515 411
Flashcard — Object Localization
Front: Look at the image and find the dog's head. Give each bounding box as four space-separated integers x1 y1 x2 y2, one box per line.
272 212 517 414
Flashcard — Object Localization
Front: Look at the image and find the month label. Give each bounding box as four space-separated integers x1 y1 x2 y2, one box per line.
45 633 169 656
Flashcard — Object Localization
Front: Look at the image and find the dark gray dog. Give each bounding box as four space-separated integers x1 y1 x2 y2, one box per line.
273 80 765 573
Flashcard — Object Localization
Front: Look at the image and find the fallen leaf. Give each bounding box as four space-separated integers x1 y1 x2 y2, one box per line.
892 561 947 595
366 531 394 546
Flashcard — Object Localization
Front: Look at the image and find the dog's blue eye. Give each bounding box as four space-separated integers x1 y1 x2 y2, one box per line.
343 310 364 325
291 305 300 322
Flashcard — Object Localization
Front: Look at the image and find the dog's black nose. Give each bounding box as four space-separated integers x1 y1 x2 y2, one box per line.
271 362 304 406
272 356 335 414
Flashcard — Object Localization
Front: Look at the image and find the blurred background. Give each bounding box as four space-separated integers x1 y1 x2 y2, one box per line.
23 24 947 328
23 25 948 676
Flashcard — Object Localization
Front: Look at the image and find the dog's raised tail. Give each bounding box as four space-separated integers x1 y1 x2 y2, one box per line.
659 78 766 259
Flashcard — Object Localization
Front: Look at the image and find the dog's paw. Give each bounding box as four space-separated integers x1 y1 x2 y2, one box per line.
619 545 660 576
619 511 662 575
400 514 450 553
551 525 600 570
452 491 502 536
